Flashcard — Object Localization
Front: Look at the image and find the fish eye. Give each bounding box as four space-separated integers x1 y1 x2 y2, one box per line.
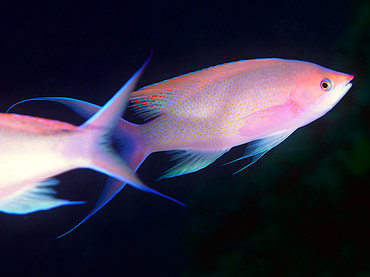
320 78 333 91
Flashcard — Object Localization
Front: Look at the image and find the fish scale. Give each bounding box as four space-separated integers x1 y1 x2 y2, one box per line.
135 59 296 151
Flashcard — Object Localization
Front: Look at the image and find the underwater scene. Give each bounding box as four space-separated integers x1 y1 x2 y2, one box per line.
0 0 369 276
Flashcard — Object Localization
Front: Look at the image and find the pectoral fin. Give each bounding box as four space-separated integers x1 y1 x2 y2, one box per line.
224 129 296 174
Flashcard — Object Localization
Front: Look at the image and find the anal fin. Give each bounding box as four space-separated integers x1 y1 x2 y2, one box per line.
0 178 84 214
160 149 230 179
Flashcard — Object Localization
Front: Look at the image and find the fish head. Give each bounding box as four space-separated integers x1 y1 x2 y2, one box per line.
290 62 354 124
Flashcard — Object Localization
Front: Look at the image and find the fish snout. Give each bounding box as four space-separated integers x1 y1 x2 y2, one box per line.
347 74 354 82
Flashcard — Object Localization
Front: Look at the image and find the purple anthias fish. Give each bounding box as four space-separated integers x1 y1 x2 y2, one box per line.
11 58 354 235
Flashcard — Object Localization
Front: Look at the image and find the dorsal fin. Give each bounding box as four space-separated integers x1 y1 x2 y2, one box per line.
129 59 253 120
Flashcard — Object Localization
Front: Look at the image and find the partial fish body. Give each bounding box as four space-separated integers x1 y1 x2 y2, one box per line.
128 59 353 176
17 58 354 231
0 56 179 229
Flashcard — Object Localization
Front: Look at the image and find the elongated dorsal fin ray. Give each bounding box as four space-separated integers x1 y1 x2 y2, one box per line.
7 97 101 122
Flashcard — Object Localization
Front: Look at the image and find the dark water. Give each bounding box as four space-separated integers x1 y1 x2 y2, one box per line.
0 0 369 276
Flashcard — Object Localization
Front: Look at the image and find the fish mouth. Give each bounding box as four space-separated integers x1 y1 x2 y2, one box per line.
345 82 353 89
341 74 353 90
345 74 354 87
329 75 354 108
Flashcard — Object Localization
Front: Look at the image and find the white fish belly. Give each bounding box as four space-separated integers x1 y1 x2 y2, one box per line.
0 127 86 199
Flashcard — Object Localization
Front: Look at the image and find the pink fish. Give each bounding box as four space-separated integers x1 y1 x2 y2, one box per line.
16 58 354 233
1 56 181 237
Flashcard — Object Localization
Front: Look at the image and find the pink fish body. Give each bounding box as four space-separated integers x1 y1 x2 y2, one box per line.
132 59 350 147
129 58 353 176
22 58 353 232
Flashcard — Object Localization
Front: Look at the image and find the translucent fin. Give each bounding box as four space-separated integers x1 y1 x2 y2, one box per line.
57 178 126 238
230 150 269 175
159 149 229 179
57 177 184 238
224 129 296 174
0 178 84 214
73 55 149 192
57 123 185 237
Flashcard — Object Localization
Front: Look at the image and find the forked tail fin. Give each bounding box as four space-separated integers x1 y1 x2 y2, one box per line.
58 117 183 238
78 54 150 190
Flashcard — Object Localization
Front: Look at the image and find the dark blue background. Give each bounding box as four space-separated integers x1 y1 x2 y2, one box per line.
0 0 368 276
